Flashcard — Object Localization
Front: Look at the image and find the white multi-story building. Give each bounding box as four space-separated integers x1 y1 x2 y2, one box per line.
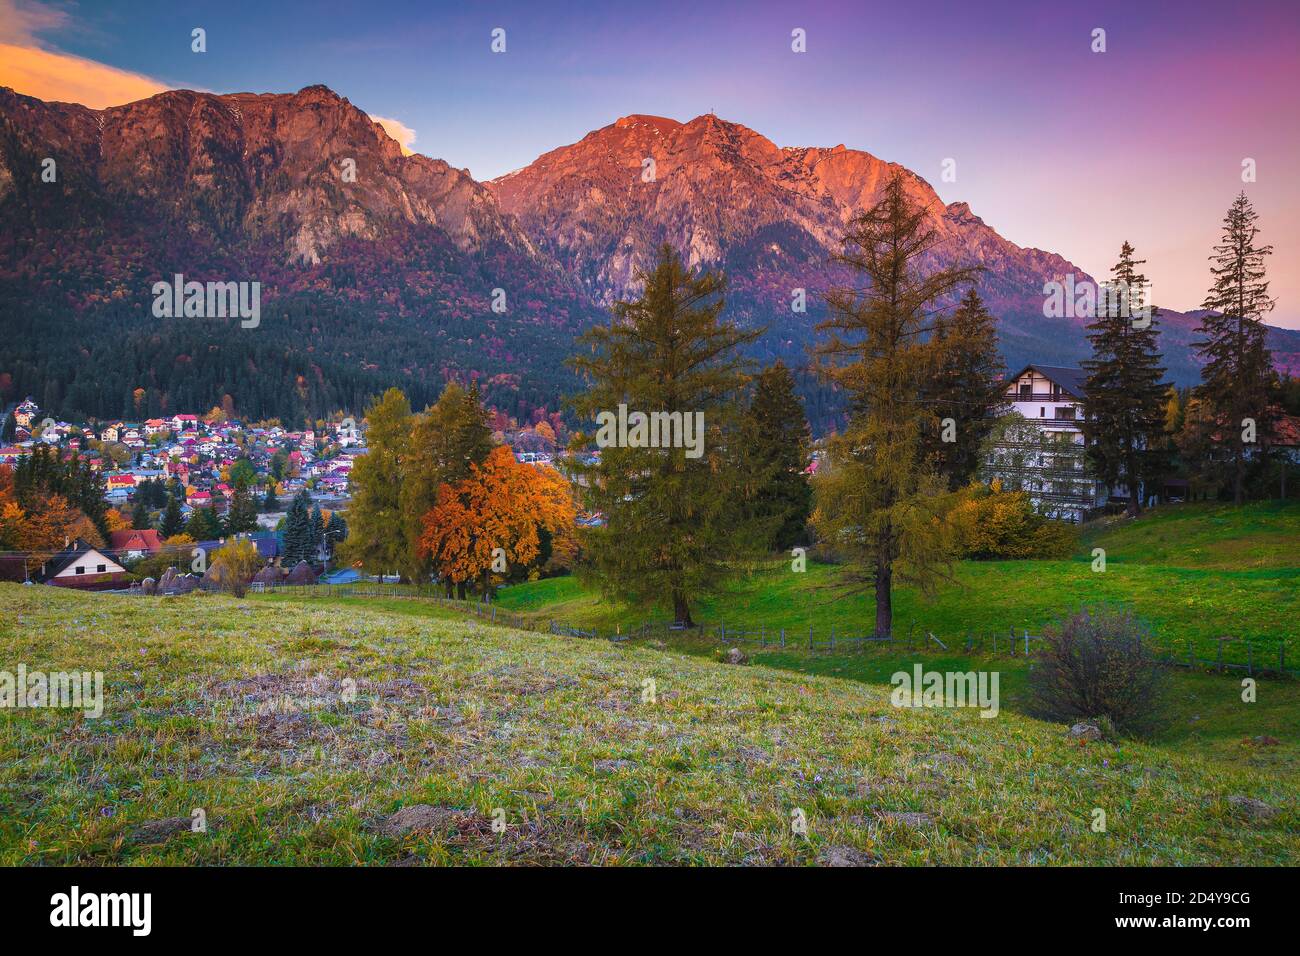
984 364 1109 523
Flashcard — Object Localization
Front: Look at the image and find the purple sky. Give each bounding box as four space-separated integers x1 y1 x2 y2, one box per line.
4 0 1297 323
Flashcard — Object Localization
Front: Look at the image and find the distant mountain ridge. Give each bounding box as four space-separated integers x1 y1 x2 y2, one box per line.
1 85 1296 430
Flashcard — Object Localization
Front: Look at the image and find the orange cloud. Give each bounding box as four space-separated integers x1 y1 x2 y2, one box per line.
370 115 417 156
0 42 170 109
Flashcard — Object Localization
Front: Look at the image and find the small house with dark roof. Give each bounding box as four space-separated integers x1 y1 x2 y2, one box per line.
40 539 131 591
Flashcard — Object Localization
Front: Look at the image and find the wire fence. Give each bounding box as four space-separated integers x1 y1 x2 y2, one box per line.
230 580 1299 679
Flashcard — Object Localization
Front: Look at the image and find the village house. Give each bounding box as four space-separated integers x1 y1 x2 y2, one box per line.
984 364 1110 523
109 529 164 561
14 398 40 429
40 539 131 591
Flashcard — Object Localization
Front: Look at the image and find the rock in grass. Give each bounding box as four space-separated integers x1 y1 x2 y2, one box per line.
1227 796 1278 821
1068 722 1103 741
714 646 749 665
817 845 878 867
130 816 194 845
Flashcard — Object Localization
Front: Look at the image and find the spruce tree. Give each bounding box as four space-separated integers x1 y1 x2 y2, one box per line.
740 361 813 551
131 499 151 530
185 506 222 542
568 244 764 627
160 496 184 539
261 484 279 513
813 172 980 638
324 511 348 557
1081 242 1169 516
1194 192 1277 505
309 504 325 561
282 490 314 566
224 478 259 535
920 289 1006 490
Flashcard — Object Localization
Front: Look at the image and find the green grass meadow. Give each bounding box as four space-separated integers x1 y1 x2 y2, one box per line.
0 501 1295 865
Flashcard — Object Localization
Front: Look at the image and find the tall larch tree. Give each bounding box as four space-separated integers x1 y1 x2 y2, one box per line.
1080 241 1169 517
568 244 764 627
1194 192 1277 505
339 388 411 576
813 172 978 638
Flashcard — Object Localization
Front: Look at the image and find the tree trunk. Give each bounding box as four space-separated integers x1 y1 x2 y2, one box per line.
874 559 892 639
671 588 694 628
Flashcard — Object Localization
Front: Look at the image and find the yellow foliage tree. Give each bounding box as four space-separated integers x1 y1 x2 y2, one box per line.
419 447 574 598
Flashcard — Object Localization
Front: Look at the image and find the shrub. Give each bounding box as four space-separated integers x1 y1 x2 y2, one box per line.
205 538 263 597
947 482 1077 559
1027 607 1167 735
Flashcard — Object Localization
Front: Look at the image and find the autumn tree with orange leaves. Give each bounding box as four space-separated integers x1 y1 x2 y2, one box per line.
419 446 574 599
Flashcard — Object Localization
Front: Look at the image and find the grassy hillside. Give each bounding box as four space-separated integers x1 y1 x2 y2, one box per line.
496 502 1300 663
0 584 1296 865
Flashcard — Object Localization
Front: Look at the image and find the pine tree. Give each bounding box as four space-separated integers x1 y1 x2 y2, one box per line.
338 388 411 576
1 412 14 442
568 244 764 627
813 172 979 638
309 504 325 561
160 496 184 539
281 490 314 566
185 506 223 542
399 381 494 582
1194 192 1277 505
261 484 279 513
131 499 151 530
224 478 259 536
740 361 813 551
324 511 347 557
1081 242 1169 516
920 289 1006 490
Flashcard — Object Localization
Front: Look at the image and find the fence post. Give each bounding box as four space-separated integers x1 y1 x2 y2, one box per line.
809 626 814 650
831 625 836 651
1024 629 1029 656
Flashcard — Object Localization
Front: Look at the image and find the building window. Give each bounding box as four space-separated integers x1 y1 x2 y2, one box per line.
1040 407 1045 417
75 566 84 574
97 564 106 573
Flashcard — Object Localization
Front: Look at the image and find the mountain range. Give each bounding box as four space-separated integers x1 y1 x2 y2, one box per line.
1 83 1296 431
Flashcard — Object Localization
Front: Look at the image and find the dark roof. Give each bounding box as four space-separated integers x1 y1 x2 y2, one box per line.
196 531 279 558
1007 364 1087 399
42 539 122 579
